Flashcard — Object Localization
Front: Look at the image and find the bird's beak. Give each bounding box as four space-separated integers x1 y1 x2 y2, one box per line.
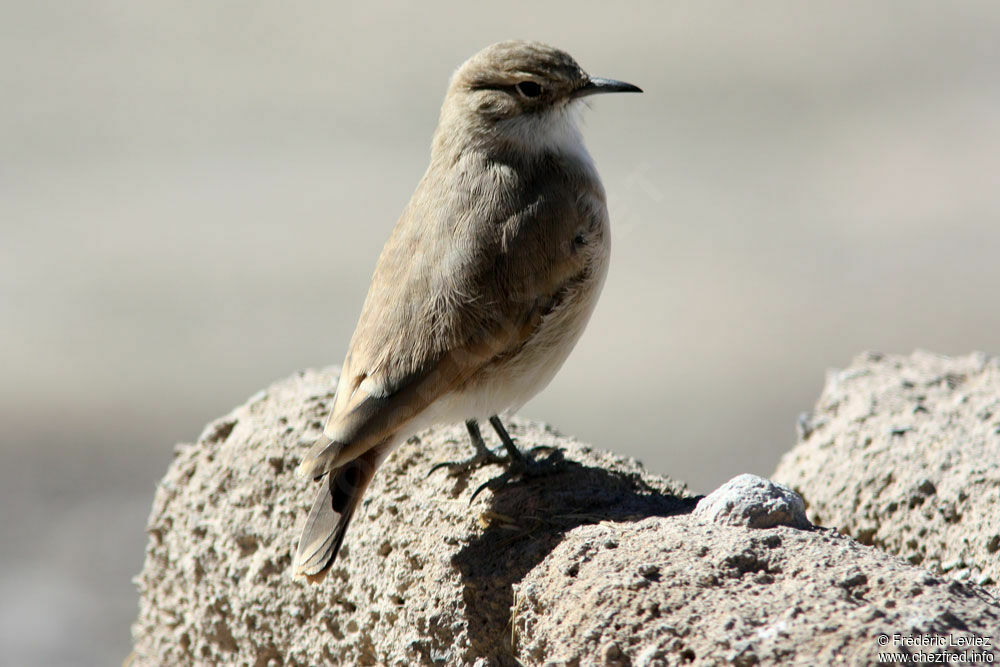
573 77 643 98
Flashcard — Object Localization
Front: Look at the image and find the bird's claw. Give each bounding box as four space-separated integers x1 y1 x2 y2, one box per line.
426 447 508 479
468 448 566 503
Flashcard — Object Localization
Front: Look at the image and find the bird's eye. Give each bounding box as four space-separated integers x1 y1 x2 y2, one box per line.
516 81 543 98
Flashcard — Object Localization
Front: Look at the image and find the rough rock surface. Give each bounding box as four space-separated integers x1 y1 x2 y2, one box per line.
133 366 1000 665
692 474 810 529
512 519 998 666
774 351 1000 590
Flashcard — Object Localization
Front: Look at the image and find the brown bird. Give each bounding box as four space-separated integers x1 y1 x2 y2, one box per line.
293 40 641 578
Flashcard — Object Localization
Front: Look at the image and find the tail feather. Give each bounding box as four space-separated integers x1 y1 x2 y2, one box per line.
293 445 385 579
296 433 342 480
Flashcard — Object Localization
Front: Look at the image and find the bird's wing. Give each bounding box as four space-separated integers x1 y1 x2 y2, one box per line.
297 156 605 479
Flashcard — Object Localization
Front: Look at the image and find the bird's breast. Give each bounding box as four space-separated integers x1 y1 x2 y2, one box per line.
444 217 610 421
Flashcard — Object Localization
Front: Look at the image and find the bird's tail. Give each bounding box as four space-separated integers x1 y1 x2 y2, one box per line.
293 443 387 579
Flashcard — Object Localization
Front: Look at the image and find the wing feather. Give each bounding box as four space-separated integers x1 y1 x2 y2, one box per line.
299 151 604 478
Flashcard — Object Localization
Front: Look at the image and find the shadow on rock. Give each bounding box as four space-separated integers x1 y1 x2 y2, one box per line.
451 454 698 665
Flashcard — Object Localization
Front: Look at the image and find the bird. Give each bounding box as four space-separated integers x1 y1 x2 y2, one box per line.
293 40 641 579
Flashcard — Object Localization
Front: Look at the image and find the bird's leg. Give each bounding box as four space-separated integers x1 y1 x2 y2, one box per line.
488 415 526 463
467 415 566 502
488 415 562 459
428 416 566 499
427 419 506 477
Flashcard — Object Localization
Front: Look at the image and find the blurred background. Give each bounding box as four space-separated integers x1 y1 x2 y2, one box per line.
3 1 1000 663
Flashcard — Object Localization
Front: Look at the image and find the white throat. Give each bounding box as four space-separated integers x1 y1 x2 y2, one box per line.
496 103 594 168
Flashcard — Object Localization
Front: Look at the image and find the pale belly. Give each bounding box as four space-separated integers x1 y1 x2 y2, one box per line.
419 247 609 428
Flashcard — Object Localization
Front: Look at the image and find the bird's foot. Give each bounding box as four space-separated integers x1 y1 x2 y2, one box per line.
427 417 566 500
427 446 508 478
468 445 566 503
427 418 510 478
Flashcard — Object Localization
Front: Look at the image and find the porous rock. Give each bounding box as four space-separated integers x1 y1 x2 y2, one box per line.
512 517 998 665
132 365 1000 665
131 366 689 665
774 351 1000 589
692 473 810 529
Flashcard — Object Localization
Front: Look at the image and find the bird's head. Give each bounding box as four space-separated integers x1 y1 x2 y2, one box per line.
437 41 641 154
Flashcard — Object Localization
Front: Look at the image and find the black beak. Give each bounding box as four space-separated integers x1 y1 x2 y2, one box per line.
573 77 643 98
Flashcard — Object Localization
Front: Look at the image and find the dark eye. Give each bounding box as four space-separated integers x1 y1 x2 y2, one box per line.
516 81 543 98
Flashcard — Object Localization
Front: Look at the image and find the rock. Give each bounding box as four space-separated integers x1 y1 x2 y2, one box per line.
774 351 1000 589
512 519 999 665
693 474 810 529
131 367 689 665
132 366 1000 665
